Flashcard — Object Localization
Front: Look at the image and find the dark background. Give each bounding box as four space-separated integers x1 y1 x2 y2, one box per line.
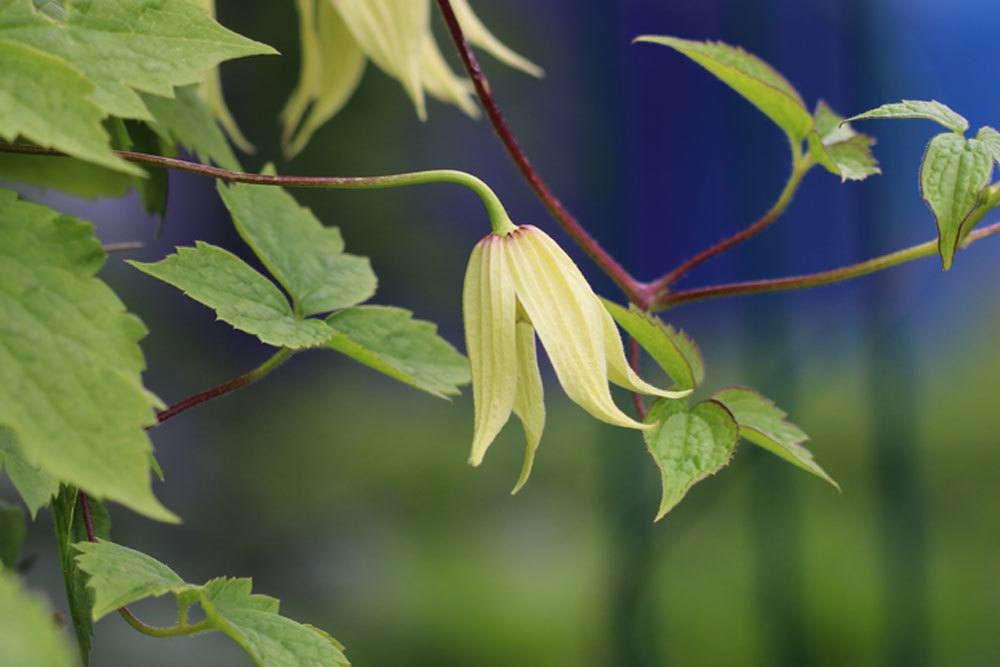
10 1 1000 665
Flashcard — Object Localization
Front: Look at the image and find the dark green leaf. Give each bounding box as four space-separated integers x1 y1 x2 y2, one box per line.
0 498 25 568
142 85 240 170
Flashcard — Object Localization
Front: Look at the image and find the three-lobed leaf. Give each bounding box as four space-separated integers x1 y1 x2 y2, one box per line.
325 305 470 398
920 132 993 269
217 178 377 316
602 299 704 389
643 398 739 521
635 35 813 145
846 99 969 134
129 242 334 349
0 189 173 522
76 540 349 667
713 387 838 489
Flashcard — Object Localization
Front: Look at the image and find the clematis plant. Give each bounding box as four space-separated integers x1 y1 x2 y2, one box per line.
464 222 691 492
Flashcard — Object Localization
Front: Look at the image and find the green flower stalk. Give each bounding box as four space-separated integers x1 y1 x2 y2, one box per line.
463 225 691 492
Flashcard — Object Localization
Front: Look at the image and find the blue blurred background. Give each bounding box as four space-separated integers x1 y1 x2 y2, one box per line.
12 1 1000 665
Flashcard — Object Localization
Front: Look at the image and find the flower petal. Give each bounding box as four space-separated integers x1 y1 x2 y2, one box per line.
505 227 647 430
335 0 430 120
464 237 518 465
451 0 544 78
598 299 693 399
420 35 479 118
511 320 544 493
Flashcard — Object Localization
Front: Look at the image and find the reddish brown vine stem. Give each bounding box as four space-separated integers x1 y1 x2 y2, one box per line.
434 0 649 305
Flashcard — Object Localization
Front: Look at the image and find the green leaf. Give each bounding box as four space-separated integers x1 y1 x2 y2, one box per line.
53 486 111 666
601 299 704 389
807 101 880 182
142 85 240 170
712 387 838 490
643 398 739 520
75 540 349 666
74 540 188 620
201 577 348 667
0 151 134 198
976 126 1000 165
325 305 470 398
635 35 813 144
217 179 377 315
0 40 138 173
0 427 58 518
846 99 969 134
0 0 277 121
920 132 993 270
0 498 25 568
0 189 173 522
120 120 170 217
0 573 75 667
129 242 334 349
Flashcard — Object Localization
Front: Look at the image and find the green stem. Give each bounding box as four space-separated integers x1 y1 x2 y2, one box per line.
118 608 211 638
655 219 1000 309
0 143 514 236
154 347 294 425
650 151 813 293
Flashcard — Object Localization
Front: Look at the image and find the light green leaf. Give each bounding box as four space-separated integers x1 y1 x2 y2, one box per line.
53 486 111 666
846 99 969 134
0 189 173 522
712 387 838 490
325 305 470 398
217 179 377 316
644 398 739 520
76 540 349 667
75 540 188 620
920 132 993 270
0 0 277 121
976 126 1000 165
0 39 138 173
807 101 880 182
201 577 349 667
129 242 334 349
601 299 704 390
0 573 75 667
0 427 59 518
0 498 25 568
635 35 813 144
141 85 240 170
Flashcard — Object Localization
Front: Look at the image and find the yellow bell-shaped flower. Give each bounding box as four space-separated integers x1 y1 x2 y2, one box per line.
463 225 691 492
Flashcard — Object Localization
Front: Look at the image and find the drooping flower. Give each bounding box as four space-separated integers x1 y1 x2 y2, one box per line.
280 0 543 158
463 225 691 492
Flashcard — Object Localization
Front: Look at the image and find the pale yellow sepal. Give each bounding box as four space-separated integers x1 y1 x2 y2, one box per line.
420 34 479 118
598 302 693 400
335 0 430 120
464 238 517 467
511 320 544 494
451 0 544 78
281 0 367 159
